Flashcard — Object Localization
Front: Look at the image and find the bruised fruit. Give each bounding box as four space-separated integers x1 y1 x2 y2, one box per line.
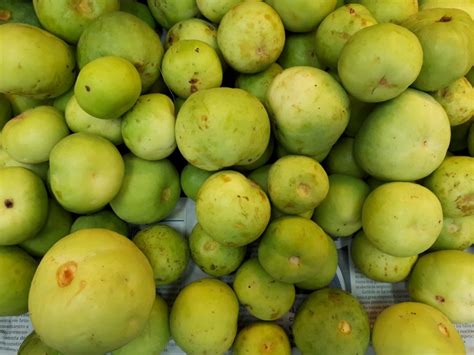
372 302 466 355
170 278 239 354
0 246 37 316
133 224 189 285
432 77 474 126
176 87 270 171
293 288 370 355
430 215 474 250
110 154 180 224
233 322 291 355
28 229 156 355
233 258 295 321
362 182 443 257
0 167 48 245
0 23 75 99
408 250 474 323
49 133 125 214
196 170 271 247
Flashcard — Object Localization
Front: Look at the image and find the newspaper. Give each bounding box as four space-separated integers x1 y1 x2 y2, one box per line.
1 198 472 354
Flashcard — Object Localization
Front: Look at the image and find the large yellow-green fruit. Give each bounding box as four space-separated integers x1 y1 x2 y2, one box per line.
0 23 75 99
233 322 291 355
372 302 466 355
170 278 239 354
28 229 156 355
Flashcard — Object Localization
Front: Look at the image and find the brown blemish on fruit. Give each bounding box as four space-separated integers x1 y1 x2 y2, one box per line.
438 16 452 22
338 320 352 334
262 342 272 352
74 0 93 14
194 47 200 53
297 183 311 197
57 261 78 287
0 10 11 21
4 199 13 208
161 187 171 203
348 6 356 15
455 194 474 215
221 175 231 183
438 323 450 337
436 295 445 303
85 85 91 92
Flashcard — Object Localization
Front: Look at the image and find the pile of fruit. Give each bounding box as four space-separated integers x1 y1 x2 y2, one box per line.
0 0 473 354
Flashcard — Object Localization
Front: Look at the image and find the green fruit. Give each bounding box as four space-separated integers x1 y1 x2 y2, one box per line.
189 223 246 277
235 137 274 171
315 4 377 69
293 288 370 355
469 123 474 156
449 120 471 152
29 229 156 355
248 164 271 194
53 88 74 113
0 167 48 245
175 87 270 171
351 230 418 283
233 258 295 321
147 0 199 28
49 133 125 214
0 246 37 316
122 94 176 160
0 93 12 130
235 63 283 108
0 23 75 99
233 322 291 355
77 11 164 92
423 156 474 217
120 0 156 28
5 94 51 116
133 224 189 285
196 0 243 23
419 0 474 19
165 18 218 52
344 95 374 137
217 2 285 73
65 96 123 145
20 198 73 257
112 295 170 355
0 148 48 181
268 155 329 214
432 77 474 126
110 154 181 224
295 234 338 290
18 331 62 355
408 250 474 323
33 0 119 43
162 40 223 98
372 302 465 355
277 32 322 69
265 0 337 32
2 106 69 164
325 137 367 178
75 56 141 119
430 215 474 250
338 23 423 102
362 182 443 257
267 67 350 158
70 210 129 237
0 0 41 27
313 174 370 237
170 278 239 354
354 89 451 181
196 170 271 247
352 0 418 23
180 164 214 201
258 216 334 283
402 8 474 91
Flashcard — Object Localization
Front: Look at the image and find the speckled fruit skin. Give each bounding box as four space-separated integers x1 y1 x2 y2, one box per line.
196 170 271 247
293 288 370 355
372 302 466 355
430 215 474 250
170 278 239 354
217 1 285 73
28 229 156 355
175 87 270 171
408 250 474 324
0 23 75 99
233 322 291 355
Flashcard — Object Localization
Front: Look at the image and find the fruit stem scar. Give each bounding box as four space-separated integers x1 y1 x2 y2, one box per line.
289 256 301 266
338 320 352 334
3 199 13 208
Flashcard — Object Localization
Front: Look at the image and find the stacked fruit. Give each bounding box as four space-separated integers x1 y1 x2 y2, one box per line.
0 0 473 354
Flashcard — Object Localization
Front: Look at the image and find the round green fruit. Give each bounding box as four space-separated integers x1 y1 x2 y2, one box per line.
325 137 367 178
430 215 474 250
352 0 418 23
233 322 291 355
147 0 198 28
180 164 214 201
18 331 62 355
70 210 129 237
277 32 321 69
28 229 156 355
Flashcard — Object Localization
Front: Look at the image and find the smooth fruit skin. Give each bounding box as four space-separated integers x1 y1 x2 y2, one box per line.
0 166 48 245
170 278 239 354
147 0 198 29
0 23 75 99
372 302 466 355
338 23 423 103
0 246 37 316
351 0 418 24
18 331 62 355
408 250 474 324
28 229 156 355
233 322 291 355
70 210 129 237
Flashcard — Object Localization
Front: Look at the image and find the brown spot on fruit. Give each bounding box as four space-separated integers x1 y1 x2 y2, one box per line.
85 85 91 92
0 10 11 21
262 342 272 352
338 320 352 334
221 175 231 182
194 47 200 53
297 183 311 197
438 16 452 22
435 295 445 303
4 199 13 208
57 261 78 287
161 187 171 203
348 6 356 15
455 193 474 215
438 323 450 337
74 0 93 14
